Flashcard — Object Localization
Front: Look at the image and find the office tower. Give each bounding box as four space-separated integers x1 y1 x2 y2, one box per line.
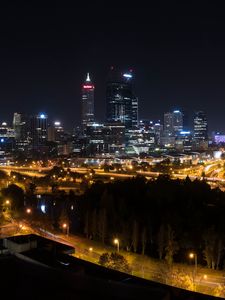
164 112 173 135
13 113 29 141
81 73 95 129
193 111 208 150
106 69 138 129
172 110 183 133
153 122 163 145
13 113 21 140
48 121 64 142
30 113 48 147
193 111 208 141
0 122 15 154
164 110 183 136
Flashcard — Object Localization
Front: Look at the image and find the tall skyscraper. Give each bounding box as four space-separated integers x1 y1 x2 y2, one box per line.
164 110 183 136
164 112 173 135
106 69 138 129
193 111 208 141
30 113 48 147
172 110 183 133
81 73 94 129
48 121 64 142
13 113 29 139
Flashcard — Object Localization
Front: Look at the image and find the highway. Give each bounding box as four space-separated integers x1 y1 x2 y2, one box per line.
1 162 225 193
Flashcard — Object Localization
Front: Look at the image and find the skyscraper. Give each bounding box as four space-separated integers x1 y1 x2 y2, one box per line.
172 110 183 134
106 69 138 129
164 110 183 136
30 113 48 147
164 112 173 135
81 73 94 130
193 111 208 141
13 113 29 140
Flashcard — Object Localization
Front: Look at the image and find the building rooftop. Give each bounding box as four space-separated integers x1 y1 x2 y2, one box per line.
0 235 219 300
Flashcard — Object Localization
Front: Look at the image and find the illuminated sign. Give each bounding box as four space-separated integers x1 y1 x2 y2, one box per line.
83 85 94 89
123 73 132 78
54 121 61 126
173 110 180 113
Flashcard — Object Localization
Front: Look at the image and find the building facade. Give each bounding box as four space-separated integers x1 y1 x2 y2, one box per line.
81 73 95 130
106 69 138 129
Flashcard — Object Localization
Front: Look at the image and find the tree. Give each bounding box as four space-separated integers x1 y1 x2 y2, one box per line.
132 220 139 253
51 182 59 193
90 209 97 239
213 284 225 298
141 227 147 255
1 184 24 210
169 269 194 291
157 224 165 260
58 208 69 231
98 208 107 244
84 210 90 238
203 227 223 269
164 225 179 266
26 182 37 196
98 252 131 273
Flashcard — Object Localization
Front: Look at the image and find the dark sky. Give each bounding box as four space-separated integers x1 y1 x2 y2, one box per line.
1 1 225 132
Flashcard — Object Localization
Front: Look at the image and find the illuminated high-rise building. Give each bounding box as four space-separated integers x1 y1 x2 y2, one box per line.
106 68 138 129
48 121 64 142
164 110 183 136
30 113 48 147
193 111 208 141
13 112 29 141
81 73 95 129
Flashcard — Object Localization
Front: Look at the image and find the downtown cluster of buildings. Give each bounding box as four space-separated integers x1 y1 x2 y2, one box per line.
79 68 214 156
0 68 224 163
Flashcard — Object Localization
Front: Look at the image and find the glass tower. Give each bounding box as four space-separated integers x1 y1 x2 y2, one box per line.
106 69 138 129
193 111 208 141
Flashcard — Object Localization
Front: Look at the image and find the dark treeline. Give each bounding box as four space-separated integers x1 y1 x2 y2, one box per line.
78 175 225 269
2 171 225 270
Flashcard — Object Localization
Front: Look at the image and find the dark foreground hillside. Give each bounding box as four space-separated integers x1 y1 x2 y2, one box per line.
0 254 220 300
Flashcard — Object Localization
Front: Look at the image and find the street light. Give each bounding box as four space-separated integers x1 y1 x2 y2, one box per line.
26 208 31 214
189 252 198 273
114 238 120 252
5 200 11 210
63 223 69 236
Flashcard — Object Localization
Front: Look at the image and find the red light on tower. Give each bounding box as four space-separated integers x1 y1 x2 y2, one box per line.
83 85 94 89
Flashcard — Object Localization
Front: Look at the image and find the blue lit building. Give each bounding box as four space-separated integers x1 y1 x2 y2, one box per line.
106 69 138 129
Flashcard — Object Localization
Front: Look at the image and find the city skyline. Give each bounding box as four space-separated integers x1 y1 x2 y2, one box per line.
1 2 225 132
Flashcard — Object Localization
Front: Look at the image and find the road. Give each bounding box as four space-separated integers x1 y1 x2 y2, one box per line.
1 162 225 181
4 219 224 294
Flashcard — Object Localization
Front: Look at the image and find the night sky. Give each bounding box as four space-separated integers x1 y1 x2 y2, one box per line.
1 1 225 132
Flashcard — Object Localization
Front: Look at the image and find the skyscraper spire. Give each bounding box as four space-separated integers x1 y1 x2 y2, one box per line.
86 73 91 82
